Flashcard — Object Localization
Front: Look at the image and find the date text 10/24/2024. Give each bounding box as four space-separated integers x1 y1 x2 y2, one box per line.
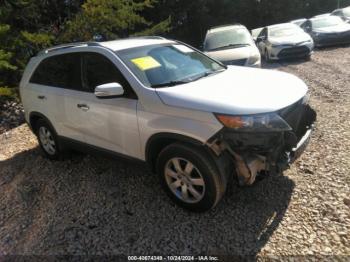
128 256 220 261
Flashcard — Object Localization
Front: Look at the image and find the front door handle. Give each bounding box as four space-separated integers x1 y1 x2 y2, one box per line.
38 95 46 100
77 104 90 111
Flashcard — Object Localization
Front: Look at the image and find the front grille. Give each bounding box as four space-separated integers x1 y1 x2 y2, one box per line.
279 99 317 140
277 46 310 59
279 99 305 133
223 59 247 66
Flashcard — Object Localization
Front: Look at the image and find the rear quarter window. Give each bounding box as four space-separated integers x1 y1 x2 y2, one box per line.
30 53 82 90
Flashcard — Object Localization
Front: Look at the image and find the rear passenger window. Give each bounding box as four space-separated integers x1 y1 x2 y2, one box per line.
30 53 82 90
82 52 136 98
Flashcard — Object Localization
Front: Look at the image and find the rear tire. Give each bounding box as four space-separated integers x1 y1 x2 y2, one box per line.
156 143 227 212
35 119 63 160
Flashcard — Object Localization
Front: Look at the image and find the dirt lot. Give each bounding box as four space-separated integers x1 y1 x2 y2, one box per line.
0 46 349 258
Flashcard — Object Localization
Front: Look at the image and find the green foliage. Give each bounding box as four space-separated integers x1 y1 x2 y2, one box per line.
134 16 171 36
62 0 170 42
0 0 83 87
0 24 16 72
0 24 17 86
0 50 17 71
0 87 19 99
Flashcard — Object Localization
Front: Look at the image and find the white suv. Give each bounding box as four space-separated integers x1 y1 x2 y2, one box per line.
20 37 316 211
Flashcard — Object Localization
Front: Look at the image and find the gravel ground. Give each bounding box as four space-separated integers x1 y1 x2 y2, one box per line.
0 46 349 258
0 98 24 134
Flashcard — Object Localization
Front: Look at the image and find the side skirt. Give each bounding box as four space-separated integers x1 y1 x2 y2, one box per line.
59 136 147 167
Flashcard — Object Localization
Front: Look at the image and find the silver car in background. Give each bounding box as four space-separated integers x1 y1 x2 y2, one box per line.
331 6 350 23
300 16 350 47
203 24 261 67
256 23 314 61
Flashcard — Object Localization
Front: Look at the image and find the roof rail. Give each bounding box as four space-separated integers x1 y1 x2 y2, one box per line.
209 23 243 30
37 42 102 56
37 36 166 56
126 36 166 40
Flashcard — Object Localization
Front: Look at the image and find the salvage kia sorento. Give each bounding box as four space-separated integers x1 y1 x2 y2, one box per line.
20 37 317 212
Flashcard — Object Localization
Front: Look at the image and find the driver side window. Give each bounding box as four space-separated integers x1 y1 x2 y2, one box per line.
82 52 137 99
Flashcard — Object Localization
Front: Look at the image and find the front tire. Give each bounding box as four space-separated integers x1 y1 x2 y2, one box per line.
156 143 227 212
35 119 63 160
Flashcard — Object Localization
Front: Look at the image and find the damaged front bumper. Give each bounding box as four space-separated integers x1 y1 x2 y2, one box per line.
208 101 317 186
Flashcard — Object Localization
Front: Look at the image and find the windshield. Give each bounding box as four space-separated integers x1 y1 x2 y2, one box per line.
343 8 350 17
204 27 252 51
116 44 226 88
269 25 303 37
312 16 344 29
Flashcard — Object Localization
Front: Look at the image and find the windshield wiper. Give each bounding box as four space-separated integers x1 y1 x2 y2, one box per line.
189 69 226 82
151 80 190 88
210 43 250 51
151 69 226 88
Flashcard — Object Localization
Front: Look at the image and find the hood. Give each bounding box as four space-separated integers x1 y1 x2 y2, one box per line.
313 23 350 33
156 66 308 115
269 33 312 45
205 45 258 63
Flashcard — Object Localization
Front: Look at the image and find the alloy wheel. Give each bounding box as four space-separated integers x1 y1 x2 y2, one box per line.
164 157 205 204
39 126 56 155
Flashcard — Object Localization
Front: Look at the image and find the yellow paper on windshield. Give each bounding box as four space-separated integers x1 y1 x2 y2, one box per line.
131 56 161 71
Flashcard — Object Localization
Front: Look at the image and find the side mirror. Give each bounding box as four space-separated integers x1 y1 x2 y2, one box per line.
94 82 124 99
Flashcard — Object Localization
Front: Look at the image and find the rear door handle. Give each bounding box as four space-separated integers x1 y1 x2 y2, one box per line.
77 104 90 111
38 95 46 100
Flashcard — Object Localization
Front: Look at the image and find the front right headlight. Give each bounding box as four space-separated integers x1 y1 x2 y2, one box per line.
215 113 292 132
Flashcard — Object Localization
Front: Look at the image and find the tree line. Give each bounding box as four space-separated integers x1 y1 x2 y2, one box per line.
1 0 349 88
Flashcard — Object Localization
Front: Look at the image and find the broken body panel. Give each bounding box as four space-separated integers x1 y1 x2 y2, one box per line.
209 98 317 186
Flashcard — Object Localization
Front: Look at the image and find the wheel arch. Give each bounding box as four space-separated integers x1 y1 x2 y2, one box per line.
145 133 207 172
29 112 57 136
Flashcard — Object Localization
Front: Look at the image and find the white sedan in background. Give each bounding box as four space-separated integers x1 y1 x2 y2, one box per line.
256 23 314 62
332 6 350 22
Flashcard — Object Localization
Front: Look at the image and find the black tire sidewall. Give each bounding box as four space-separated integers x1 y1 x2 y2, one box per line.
35 119 61 160
156 143 223 212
